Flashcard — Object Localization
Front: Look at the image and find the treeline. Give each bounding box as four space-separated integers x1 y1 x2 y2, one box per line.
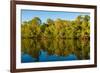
21 15 90 39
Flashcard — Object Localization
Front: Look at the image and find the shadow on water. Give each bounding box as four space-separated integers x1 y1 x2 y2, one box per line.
21 38 90 63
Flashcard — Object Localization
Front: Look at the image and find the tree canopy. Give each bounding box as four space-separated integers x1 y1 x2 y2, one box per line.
21 15 90 39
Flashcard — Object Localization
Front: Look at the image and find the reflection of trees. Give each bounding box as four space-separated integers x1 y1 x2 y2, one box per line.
21 38 90 61
73 39 90 60
21 39 40 61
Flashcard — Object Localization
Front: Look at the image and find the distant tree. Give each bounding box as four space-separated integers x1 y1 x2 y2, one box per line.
46 18 54 26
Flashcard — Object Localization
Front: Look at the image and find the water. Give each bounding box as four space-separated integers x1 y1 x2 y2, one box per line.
21 39 90 63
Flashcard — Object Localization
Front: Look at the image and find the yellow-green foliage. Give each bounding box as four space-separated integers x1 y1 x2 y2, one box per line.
21 15 90 39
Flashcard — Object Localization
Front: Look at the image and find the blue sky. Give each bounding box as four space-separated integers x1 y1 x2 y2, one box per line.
21 9 90 23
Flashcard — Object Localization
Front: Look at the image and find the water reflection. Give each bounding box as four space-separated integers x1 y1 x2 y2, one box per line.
21 38 90 63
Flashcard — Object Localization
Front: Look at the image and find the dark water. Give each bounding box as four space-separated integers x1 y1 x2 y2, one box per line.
21 39 90 63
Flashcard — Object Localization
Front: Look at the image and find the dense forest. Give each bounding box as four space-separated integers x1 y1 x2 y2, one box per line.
21 15 90 39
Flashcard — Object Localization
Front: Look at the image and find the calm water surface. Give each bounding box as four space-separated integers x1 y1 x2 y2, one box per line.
21 39 90 63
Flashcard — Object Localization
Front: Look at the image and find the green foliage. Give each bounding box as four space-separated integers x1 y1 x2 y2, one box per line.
21 15 90 39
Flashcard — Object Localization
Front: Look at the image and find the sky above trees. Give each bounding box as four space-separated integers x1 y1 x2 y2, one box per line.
21 10 90 23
